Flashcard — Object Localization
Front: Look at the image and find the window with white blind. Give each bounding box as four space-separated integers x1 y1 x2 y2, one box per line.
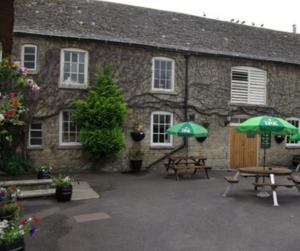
151 111 173 146
286 118 300 147
231 66 267 105
21 45 37 71
60 49 88 88
152 57 175 92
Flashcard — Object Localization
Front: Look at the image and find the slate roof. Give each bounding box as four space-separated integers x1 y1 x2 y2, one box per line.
14 0 300 65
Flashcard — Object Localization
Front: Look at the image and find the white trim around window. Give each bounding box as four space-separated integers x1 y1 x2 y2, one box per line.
286 117 300 148
231 66 267 105
28 122 43 148
150 111 173 147
21 44 37 71
59 111 81 146
59 48 89 89
151 57 175 92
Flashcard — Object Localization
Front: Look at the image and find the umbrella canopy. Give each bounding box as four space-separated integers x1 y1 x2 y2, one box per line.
290 133 300 142
236 116 298 135
167 121 208 137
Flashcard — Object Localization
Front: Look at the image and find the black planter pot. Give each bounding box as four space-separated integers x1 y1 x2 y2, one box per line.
0 237 25 251
55 186 72 202
274 135 285 144
0 211 15 222
196 137 207 143
130 132 145 142
37 171 51 179
130 160 143 171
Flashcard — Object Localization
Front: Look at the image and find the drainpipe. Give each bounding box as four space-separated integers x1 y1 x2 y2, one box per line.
146 55 190 169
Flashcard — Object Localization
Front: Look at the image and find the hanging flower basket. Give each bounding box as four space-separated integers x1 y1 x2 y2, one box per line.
274 135 285 144
196 137 207 143
130 132 145 142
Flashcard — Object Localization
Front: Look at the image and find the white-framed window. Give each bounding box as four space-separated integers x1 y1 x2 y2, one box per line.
152 57 175 92
28 123 43 147
231 66 267 105
151 111 173 146
60 48 88 88
21 44 37 71
59 111 81 146
286 118 300 147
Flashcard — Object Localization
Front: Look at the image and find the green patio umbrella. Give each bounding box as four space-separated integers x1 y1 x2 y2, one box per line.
237 116 298 167
290 133 300 142
236 116 298 135
167 121 208 137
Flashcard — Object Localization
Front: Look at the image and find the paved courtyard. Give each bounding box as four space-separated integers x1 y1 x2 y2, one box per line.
23 170 300 251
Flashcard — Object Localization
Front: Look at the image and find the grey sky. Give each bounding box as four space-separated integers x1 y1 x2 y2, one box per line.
102 0 300 33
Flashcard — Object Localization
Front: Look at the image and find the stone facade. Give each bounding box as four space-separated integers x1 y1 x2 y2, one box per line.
11 34 300 171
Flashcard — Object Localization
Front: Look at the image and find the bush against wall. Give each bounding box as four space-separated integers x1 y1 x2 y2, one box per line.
72 68 127 159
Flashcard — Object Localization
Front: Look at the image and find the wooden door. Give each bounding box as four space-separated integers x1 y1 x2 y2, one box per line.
229 127 258 168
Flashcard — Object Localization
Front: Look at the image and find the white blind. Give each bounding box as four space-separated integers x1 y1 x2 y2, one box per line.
231 67 266 105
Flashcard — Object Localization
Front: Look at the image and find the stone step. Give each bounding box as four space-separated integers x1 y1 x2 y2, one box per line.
0 179 53 191
0 179 53 187
18 188 56 199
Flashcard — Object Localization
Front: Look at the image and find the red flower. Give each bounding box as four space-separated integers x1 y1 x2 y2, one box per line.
33 217 40 225
4 109 17 118
9 185 17 191
8 92 16 98
8 100 20 108
20 219 28 225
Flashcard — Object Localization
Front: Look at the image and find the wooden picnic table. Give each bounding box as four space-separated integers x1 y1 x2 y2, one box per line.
165 156 210 181
223 166 300 206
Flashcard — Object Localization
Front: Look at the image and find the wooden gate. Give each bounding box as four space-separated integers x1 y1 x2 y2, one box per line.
229 127 258 169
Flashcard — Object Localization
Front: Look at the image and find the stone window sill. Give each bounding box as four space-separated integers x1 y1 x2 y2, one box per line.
229 102 269 108
150 146 174 150
150 90 177 96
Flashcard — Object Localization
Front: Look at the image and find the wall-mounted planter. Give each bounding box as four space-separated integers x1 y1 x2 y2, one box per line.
130 132 145 142
196 137 207 143
274 135 285 144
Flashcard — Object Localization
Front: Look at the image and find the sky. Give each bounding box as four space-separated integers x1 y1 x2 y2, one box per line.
102 0 300 33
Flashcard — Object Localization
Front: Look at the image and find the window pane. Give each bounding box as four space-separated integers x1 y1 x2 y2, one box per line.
71 74 77 82
31 131 42 138
31 138 42 145
79 64 84 73
78 74 84 84
72 53 78 62
24 62 35 69
71 63 77 73
63 112 69 121
154 60 160 70
64 51 70 61
64 63 70 73
64 73 70 81
159 134 164 143
159 115 165 123
165 115 170 124
153 125 158 133
24 54 35 61
63 133 69 142
63 122 69 132
24 47 35 54
153 115 159 123
161 61 166 69
79 53 85 63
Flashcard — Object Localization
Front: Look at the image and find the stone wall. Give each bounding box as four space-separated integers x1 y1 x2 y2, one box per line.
11 34 300 171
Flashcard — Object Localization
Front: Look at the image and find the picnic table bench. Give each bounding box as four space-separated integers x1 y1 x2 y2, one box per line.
165 156 211 181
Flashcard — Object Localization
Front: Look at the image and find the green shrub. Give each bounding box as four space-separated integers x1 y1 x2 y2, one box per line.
72 68 127 159
0 154 34 176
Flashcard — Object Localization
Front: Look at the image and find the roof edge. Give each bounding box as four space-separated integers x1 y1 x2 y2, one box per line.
13 29 300 67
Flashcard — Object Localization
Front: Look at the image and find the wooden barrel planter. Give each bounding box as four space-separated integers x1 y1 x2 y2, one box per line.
55 186 73 202
37 170 51 179
130 132 145 142
0 237 25 251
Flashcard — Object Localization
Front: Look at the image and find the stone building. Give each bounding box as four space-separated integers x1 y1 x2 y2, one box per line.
11 0 300 171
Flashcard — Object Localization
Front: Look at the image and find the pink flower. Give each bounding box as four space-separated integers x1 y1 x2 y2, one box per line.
31 84 40 92
19 66 28 76
8 92 16 98
27 78 34 87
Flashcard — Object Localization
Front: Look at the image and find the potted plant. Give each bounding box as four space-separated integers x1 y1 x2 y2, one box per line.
53 175 73 202
36 165 52 179
0 187 20 221
128 148 144 171
130 124 145 142
274 135 285 144
0 217 39 251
